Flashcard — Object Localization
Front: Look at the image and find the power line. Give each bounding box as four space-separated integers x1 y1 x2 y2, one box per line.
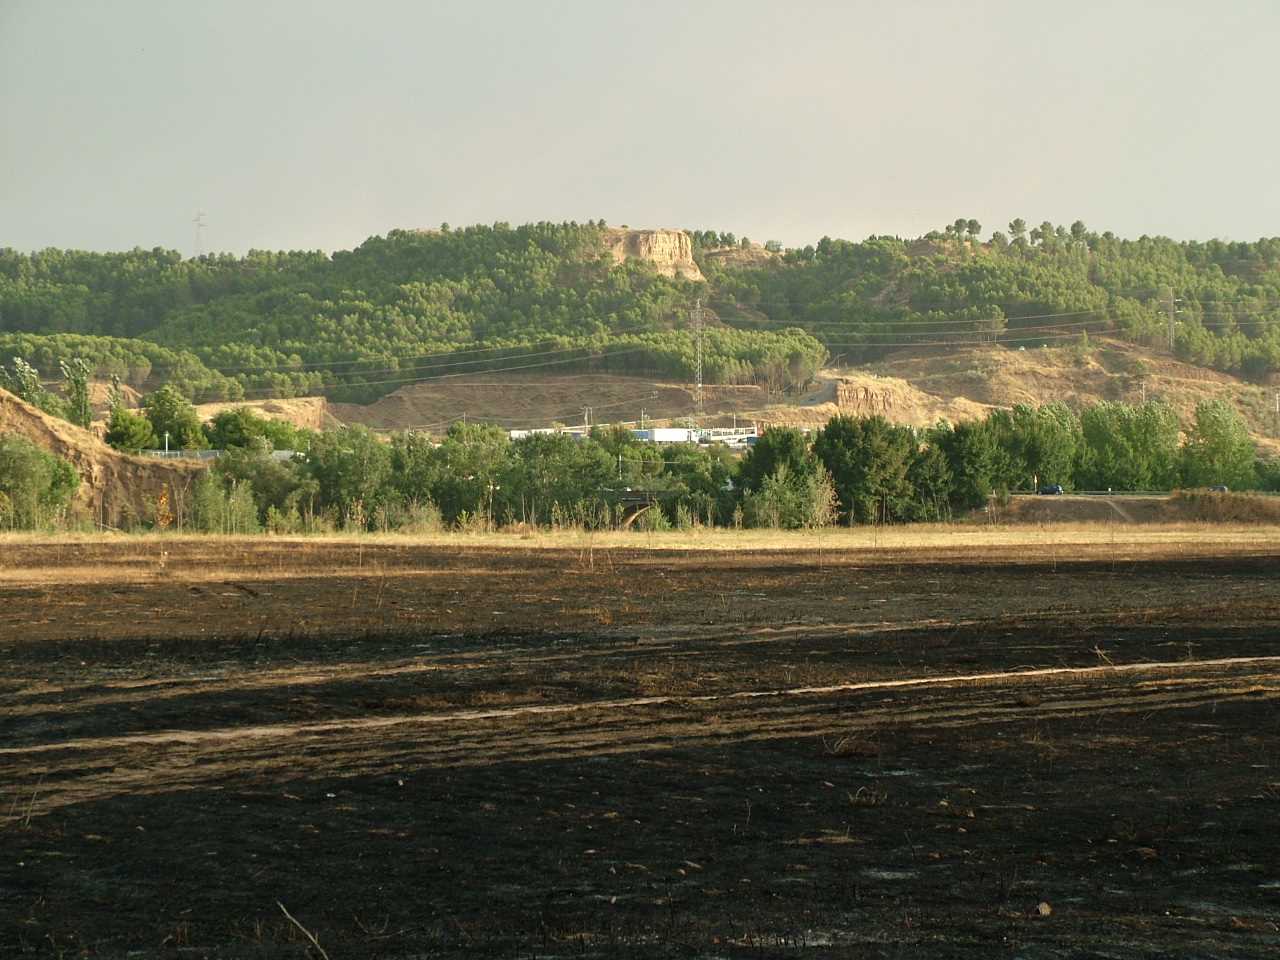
818 329 1112 348
196 338 576 375
379 390 666 432
231 346 655 399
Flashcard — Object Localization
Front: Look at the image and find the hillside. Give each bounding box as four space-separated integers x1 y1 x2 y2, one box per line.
328 374 770 432
864 338 1280 453
270 337 1278 460
3 218 1279 437
193 396 337 433
0 387 205 527
0 223 824 403
754 338 1278 452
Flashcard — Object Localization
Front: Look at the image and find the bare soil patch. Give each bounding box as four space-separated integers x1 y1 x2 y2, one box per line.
328 375 768 432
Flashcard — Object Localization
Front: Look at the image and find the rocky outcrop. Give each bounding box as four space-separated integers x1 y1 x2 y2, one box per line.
702 243 781 270
602 228 704 281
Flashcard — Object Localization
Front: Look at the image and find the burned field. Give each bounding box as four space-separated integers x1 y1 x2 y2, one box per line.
1 536 1278 957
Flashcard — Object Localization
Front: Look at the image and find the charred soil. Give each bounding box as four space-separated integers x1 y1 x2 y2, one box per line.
1 537 1278 957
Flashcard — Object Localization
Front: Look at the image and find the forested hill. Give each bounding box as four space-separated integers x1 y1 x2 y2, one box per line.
700 220 1280 378
2 219 1279 404
0 222 822 402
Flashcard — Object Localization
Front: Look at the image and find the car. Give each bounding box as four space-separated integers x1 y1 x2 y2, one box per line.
1037 484 1064 495
1209 484 1229 493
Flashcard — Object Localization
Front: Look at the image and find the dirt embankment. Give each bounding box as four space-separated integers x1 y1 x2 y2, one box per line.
740 337 1280 443
193 396 337 433
994 491 1280 525
330 375 770 432
701 242 782 270
0 388 205 527
755 372 992 429
867 338 1278 437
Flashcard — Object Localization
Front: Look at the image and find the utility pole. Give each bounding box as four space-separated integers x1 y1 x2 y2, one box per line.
192 210 206 258
692 298 704 418
640 408 646 431
582 405 591 429
1165 289 1181 352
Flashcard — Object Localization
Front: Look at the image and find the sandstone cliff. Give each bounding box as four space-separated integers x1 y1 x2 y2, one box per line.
601 228 704 281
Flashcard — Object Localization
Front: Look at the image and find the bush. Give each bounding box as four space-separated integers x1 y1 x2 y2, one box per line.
0 433 80 528
104 405 157 452
741 464 838 529
190 474 261 534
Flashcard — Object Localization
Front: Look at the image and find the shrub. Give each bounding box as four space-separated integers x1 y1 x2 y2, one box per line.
0 433 80 528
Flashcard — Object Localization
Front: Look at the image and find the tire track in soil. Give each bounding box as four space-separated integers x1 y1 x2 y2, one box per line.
2 657 1277 819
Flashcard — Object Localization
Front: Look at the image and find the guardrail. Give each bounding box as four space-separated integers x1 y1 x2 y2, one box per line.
1008 489 1280 497
141 449 223 461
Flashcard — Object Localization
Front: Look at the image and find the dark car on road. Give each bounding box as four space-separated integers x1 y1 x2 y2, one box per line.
1038 484 1064 495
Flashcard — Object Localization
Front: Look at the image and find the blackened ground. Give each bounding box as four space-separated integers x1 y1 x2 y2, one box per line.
1 538 1278 958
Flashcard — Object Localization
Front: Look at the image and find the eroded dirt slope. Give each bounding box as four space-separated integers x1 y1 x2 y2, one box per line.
0 388 205 526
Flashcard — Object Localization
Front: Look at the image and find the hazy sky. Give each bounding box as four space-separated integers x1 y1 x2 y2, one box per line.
3 0 1279 255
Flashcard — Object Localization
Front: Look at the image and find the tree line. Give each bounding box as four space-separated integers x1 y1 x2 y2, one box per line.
5 382 1271 532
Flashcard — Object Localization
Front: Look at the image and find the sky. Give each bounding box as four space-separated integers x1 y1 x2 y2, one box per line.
3 0 1279 256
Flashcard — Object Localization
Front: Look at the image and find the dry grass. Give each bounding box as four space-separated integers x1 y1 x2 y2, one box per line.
1172 490 1280 523
3 521 1280 552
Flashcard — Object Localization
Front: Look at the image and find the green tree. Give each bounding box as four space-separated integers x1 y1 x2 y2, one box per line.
498 433 614 527
655 441 737 526
1076 400 1181 490
736 427 817 493
190 473 261 534
1 357 65 417
142 385 207 450
427 423 512 523
59 357 93 428
1181 399 1256 489
104 405 157 453
303 424 393 527
1008 403 1081 490
812 414 916 523
212 444 316 523
934 419 1008 509
905 438 953 520
203 407 311 451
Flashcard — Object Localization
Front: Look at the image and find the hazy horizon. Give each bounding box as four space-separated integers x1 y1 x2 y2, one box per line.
4 0 1279 256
